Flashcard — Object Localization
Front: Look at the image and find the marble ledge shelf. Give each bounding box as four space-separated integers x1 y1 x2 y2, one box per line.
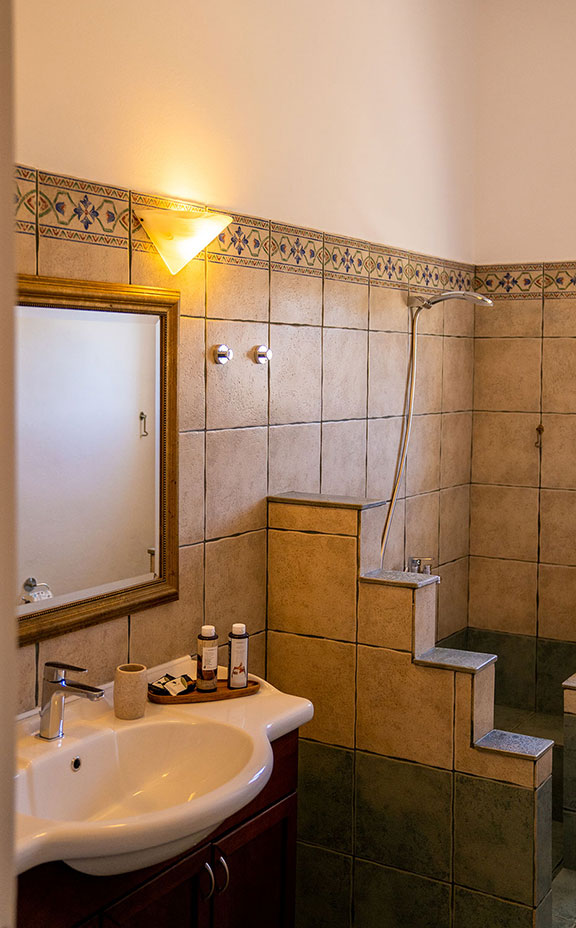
415 646 497 674
475 729 554 761
361 568 440 588
267 492 387 511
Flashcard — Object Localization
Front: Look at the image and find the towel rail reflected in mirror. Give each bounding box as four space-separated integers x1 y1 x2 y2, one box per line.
16 275 179 646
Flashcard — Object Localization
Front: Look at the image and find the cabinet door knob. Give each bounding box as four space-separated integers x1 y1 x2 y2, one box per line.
215 854 230 894
200 861 215 901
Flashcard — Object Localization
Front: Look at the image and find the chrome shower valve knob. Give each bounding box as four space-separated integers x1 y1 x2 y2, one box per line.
213 344 234 365
253 345 272 364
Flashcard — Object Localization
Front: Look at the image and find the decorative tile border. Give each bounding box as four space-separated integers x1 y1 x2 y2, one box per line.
543 263 576 298
407 253 444 292
14 165 36 236
325 233 370 285
207 212 269 269
132 191 206 257
369 245 408 288
39 172 129 248
474 264 544 299
270 222 323 277
26 162 576 305
442 260 474 293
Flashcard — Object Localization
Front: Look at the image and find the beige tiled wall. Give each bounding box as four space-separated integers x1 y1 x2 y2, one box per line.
15 165 476 708
471 265 576 647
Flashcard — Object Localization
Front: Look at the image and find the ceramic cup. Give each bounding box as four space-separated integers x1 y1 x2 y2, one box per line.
114 663 148 719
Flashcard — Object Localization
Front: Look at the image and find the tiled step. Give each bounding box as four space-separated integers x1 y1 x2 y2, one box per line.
266 490 554 924
475 729 553 760
415 647 497 673
267 490 555 784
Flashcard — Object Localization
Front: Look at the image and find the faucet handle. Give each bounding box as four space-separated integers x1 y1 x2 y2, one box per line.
43 661 87 682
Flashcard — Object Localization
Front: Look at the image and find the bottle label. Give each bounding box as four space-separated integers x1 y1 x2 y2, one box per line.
229 638 248 688
201 643 218 671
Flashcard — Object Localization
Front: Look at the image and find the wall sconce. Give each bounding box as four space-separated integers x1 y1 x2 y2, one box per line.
135 208 232 275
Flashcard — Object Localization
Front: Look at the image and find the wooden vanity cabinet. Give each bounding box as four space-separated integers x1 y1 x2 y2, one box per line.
17 731 298 928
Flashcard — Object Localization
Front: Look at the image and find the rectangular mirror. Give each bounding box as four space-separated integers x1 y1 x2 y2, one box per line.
17 276 179 646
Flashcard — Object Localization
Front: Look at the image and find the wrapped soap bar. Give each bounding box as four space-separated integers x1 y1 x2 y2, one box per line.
148 672 196 697
164 674 196 696
148 673 175 696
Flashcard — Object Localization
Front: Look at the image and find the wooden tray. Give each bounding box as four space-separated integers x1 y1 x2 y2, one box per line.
148 678 260 705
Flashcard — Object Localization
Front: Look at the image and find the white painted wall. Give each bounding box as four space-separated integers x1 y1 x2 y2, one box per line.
0 2 16 924
474 0 576 263
14 0 477 263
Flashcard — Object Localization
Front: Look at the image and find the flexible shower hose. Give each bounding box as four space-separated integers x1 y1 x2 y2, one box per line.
379 304 426 567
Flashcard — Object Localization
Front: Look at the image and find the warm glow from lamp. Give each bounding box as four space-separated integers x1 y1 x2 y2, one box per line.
135 208 233 275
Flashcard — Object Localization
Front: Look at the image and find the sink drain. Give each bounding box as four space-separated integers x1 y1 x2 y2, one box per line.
70 757 82 772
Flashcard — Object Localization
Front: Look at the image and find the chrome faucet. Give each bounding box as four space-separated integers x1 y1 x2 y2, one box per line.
407 556 433 575
39 661 105 740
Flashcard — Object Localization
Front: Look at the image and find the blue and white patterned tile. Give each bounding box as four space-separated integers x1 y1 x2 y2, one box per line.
14 165 37 274
406 253 444 293
442 261 475 293
207 212 269 270
324 233 370 285
543 263 576 299
14 165 36 237
474 264 544 300
38 172 129 249
369 245 408 289
38 172 129 281
131 190 206 258
270 222 323 277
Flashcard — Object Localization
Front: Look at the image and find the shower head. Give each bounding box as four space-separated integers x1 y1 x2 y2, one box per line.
408 290 493 310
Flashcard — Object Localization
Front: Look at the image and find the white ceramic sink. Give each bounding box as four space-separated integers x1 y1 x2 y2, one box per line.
15 663 313 876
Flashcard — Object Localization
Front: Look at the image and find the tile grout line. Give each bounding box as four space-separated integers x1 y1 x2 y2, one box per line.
467 291 480 646
202 248 208 629
437 300 446 574
265 222 271 681
128 190 133 284
34 169 39 275
365 266 372 499
352 511 360 928
534 266 545 714
319 233 326 493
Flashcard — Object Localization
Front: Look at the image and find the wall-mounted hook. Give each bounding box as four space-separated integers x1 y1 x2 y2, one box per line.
140 411 149 437
252 345 272 365
213 344 234 365
535 424 544 448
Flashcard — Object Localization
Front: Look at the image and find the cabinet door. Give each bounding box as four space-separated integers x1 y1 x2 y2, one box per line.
212 793 297 928
101 846 212 928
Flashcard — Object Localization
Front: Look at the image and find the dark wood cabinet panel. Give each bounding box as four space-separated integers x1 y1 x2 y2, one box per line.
212 794 297 928
213 795 296 928
102 846 211 928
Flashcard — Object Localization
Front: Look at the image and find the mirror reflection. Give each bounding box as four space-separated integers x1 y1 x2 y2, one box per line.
16 305 160 616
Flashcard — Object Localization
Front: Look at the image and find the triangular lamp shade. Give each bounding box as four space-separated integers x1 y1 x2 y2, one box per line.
135 208 233 275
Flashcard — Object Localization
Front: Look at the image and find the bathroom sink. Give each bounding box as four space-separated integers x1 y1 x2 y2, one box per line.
15 667 313 876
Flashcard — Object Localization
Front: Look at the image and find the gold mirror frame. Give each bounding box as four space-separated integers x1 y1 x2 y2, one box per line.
17 275 179 646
